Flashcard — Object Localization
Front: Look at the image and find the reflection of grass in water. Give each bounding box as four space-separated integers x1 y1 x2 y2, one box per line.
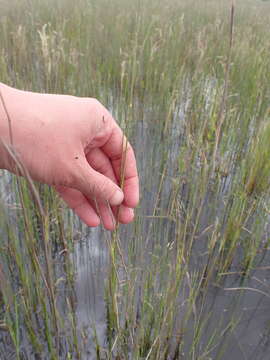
0 0 270 358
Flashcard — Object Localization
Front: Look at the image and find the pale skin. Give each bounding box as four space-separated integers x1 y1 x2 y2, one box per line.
0 82 139 230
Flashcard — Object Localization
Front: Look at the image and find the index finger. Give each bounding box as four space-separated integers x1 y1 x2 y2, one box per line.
101 124 139 208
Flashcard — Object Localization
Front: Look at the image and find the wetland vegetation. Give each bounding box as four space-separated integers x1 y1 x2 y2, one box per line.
0 0 270 359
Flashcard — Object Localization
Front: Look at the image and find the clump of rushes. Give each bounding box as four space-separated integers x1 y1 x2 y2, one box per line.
242 119 270 197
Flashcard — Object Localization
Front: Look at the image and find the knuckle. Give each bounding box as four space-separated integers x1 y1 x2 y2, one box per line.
95 177 108 193
88 98 113 123
94 160 107 174
88 97 102 110
92 177 114 200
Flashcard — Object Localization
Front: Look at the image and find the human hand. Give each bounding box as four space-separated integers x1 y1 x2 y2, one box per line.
0 83 139 230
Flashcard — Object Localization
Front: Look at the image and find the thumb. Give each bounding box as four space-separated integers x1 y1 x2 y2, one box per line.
74 159 124 206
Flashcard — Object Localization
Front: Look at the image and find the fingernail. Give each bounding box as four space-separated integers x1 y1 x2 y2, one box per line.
110 190 124 206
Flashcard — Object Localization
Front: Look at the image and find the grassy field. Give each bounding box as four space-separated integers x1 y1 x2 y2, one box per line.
0 0 270 359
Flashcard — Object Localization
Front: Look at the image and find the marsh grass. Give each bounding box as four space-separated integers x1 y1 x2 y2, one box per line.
1 0 270 358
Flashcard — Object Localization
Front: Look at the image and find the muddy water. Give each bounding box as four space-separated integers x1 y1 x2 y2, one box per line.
1 101 270 359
